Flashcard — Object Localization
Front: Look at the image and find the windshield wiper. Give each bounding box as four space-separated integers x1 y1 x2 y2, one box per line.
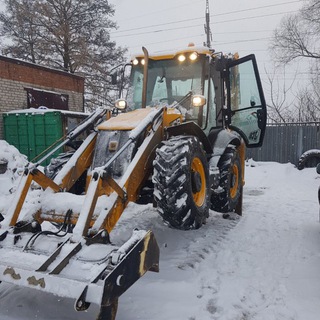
171 91 193 109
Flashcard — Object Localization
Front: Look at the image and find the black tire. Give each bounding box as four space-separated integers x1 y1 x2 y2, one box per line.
152 136 210 230
297 149 320 170
211 146 242 213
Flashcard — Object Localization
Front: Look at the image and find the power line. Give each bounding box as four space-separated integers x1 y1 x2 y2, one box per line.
113 1 303 57
214 30 272 35
128 33 205 50
213 0 301 17
126 29 273 50
111 0 301 35
112 24 204 39
214 37 272 45
111 10 298 40
115 0 204 23
213 10 297 25
110 17 202 35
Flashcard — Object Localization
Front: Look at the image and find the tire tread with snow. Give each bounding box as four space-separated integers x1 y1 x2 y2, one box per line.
152 135 210 230
211 145 242 213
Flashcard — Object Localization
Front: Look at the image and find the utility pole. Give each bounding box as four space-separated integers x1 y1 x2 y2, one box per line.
204 0 212 48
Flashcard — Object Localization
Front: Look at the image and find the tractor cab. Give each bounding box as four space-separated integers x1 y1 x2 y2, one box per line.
123 47 213 131
117 45 266 148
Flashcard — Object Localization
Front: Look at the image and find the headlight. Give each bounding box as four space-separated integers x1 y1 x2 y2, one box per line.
177 52 198 62
189 52 198 61
115 99 127 110
178 54 186 62
192 95 206 107
131 58 145 65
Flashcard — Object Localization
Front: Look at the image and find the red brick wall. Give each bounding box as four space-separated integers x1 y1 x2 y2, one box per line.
0 56 84 93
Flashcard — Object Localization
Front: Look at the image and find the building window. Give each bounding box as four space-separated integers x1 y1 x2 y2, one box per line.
25 88 69 110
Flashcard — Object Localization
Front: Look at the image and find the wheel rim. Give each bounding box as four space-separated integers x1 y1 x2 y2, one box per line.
191 157 206 206
230 163 239 199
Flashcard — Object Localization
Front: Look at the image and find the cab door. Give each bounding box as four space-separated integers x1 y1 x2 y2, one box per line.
225 54 267 148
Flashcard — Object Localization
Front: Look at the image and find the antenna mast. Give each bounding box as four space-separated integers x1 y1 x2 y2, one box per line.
204 0 212 48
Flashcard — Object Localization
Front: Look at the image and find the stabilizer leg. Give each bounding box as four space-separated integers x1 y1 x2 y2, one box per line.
97 299 118 320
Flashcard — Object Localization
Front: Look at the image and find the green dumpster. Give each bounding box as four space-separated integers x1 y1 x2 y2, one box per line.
3 108 88 165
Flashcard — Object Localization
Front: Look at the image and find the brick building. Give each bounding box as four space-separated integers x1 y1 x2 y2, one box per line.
0 55 85 138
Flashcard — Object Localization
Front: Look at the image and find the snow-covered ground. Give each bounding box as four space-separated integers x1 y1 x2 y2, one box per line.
0 141 320 320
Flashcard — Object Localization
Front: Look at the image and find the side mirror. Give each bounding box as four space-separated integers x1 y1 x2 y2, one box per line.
111 72 118 85
316 163 320 174
250 99 256 107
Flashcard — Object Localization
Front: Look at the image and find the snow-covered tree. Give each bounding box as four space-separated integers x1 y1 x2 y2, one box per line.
0 0 127 108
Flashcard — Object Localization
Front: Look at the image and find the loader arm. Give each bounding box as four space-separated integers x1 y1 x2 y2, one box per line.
72 107 165 238
4 107 167 232
0 107 166 320
53 131 97 190
1 132 98 228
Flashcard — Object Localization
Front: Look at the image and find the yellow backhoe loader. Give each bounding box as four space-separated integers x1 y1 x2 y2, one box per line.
0 45 266 319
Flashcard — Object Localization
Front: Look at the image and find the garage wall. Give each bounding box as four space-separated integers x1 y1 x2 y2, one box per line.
0 56 85 139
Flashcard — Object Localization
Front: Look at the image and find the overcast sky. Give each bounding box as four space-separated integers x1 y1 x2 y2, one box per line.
0 0 306 99
109 0 305 96
109 0 302 56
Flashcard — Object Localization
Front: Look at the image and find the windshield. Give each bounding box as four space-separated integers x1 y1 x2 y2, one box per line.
126 56 206 123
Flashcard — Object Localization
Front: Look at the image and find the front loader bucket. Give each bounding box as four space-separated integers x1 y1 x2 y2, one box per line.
0 227 159 320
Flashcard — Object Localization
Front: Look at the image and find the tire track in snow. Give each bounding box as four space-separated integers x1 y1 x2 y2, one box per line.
193 163 320 320
175 211 240 271
111 203 242 320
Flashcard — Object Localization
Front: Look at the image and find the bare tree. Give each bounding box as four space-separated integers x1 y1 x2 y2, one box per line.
271 1 320 64
270 0 320 122
0 0 127 108
264 66 297 123
294 62 320 122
